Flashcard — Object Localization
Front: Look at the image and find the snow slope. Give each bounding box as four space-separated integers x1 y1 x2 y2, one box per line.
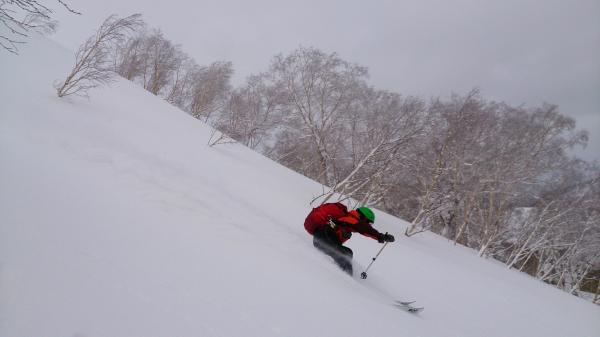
1 35 599 337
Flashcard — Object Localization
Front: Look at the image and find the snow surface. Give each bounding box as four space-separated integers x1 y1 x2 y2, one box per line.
1 35 599 337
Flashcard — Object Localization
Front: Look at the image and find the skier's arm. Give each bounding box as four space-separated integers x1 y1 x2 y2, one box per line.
355 223 384 241
343 221 394 242
333 219 382 241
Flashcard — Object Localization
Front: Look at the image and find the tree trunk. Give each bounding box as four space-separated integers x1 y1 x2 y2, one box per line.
593 279 600 304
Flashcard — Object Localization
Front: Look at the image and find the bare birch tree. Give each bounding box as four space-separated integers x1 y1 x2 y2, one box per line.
404 89 486 236
215 73 284 149
188 61 234 121
164 55 198 109
138 29 182 96
269 47 368 186
55 14 143 97
321 89 428 206
113 31 146 80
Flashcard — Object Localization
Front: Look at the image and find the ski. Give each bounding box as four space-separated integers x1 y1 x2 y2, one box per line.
393 300 424 313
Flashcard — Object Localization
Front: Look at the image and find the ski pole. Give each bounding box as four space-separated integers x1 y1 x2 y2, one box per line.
360 236 390 279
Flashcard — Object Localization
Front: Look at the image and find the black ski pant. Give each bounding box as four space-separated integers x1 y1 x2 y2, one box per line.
313 226 353 276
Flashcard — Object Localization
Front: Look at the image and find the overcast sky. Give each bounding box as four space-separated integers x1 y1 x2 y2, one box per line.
50 0 600 161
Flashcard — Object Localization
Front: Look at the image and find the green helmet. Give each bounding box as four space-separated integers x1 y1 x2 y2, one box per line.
356 207 375 223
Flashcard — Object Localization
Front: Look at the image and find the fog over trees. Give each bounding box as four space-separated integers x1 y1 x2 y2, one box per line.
61 15 600 301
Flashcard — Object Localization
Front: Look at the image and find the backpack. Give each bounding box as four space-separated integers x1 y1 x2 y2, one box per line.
304 202 348 234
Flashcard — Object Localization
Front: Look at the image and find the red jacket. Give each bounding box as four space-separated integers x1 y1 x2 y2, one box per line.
304 203 382 243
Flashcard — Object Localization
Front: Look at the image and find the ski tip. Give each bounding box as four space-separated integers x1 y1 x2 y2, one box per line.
395 300 415 306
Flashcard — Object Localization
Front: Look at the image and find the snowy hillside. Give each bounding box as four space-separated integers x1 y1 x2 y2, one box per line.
1 35 599 337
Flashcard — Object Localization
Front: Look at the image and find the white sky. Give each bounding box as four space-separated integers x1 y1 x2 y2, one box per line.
49 0 600 161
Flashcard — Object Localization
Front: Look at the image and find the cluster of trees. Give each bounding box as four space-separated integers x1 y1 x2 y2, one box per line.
55 14 599 300
393 93 600 297
112 28 233 120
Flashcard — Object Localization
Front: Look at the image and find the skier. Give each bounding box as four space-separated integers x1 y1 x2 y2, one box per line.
304 203 395 276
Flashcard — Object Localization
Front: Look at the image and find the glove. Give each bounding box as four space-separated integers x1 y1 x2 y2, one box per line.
378 232 395 243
